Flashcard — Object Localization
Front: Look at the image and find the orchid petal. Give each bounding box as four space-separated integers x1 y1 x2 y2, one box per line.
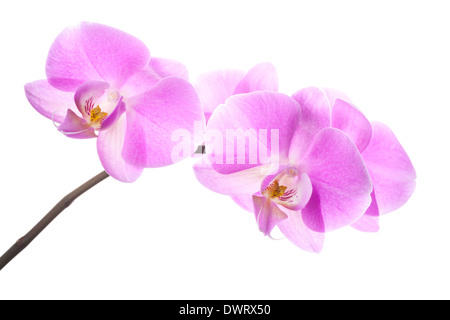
302 128 372 232
233 62 278 94
252 196 288 236
362 122 416 215
331 98 372 152
122 77 203 167
97 115 143 182
278 207 325 253
46 22 150 91
45 25 104 91
194 69 245 116
58 109 97 139
24 80 77 124
290 87 332 162
206 92 301 174
77 22 150 88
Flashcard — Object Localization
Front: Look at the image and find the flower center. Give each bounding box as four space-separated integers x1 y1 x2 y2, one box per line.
260 167 309 211
89 105 108 127
265 180 288 199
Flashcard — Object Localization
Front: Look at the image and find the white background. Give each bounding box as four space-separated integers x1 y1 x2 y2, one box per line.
0 0 448 300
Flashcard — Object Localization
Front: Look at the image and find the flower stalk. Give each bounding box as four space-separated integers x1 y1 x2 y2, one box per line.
0 171 110 271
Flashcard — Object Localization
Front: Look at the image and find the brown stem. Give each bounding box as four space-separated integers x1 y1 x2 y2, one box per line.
0 171 110 271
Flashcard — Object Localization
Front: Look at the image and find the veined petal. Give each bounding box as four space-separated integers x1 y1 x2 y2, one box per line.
206 92 301 174
97 115 143 182
194 69 245 115
290 87 332 162
278 207 325 253
233 62 278 94
302 128 373 232
362 121 416 215
252 196 288 236
46 22 150 91
78 22 150 88
331 98 372 152
58 109 97 139
46 25 104 91
122 77 203 167
24 80 77 124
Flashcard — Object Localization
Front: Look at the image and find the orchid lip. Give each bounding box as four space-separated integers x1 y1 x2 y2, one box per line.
261 166 312 211
263 167 298 203
80 89 123 130
52 87 125 136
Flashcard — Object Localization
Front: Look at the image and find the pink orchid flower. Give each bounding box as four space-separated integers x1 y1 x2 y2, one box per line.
291 87 416 232
194 91 373 252
25 22 203 182
194 62 278 123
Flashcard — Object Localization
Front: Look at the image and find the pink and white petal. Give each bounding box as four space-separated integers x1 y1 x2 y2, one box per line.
24 80 77 124
97 115 143 182
78 22 150 88
58 109 97 139
207 92 301 174
74 81 110 118
46 25 104 91
231 194 255 213
193 158 267 196
149 57 189 81
122 77 203 167
233 62 278 94
290 87 332 162
362 121 416 215
302 128 373 232
331 98 372 152
277 207 325 253
253 196 288 236
194 69 245 115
